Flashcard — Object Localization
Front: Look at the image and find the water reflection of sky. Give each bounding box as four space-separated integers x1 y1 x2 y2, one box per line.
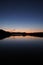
0 36 43 44
0 36 43 54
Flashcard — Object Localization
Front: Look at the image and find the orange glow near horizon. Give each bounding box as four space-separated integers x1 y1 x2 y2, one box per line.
0 28 43 40
4 28 43 33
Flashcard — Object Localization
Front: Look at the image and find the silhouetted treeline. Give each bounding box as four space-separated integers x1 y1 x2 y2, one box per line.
0 29 43 40
0 29 11 40
27 32 43 37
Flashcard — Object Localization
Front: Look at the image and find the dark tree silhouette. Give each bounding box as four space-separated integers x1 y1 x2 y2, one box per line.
0 29 43 40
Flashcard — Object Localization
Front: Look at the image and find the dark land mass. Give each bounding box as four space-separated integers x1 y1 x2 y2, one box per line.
0 29 11 40
0 29 43 40
28 32 43 37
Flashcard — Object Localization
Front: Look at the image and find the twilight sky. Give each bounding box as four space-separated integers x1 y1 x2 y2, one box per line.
0 0 43 32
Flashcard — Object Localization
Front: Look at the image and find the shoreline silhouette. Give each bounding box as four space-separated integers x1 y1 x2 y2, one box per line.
0 29 43 40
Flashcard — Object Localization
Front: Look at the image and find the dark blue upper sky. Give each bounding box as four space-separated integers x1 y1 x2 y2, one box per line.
0 0 43 32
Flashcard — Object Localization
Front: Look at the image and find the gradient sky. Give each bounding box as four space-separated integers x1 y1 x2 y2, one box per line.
0 0 43 32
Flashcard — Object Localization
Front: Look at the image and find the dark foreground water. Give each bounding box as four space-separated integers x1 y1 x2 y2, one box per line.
0 36 43 63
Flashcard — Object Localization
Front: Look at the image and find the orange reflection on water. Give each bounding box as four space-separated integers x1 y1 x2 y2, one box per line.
9 36 42 40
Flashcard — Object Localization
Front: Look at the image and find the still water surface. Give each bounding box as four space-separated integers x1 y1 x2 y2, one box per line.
0 36 43 48
0 36 43 61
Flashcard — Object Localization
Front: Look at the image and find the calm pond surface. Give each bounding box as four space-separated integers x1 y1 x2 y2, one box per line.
0 36 43 49
0 36 43 62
